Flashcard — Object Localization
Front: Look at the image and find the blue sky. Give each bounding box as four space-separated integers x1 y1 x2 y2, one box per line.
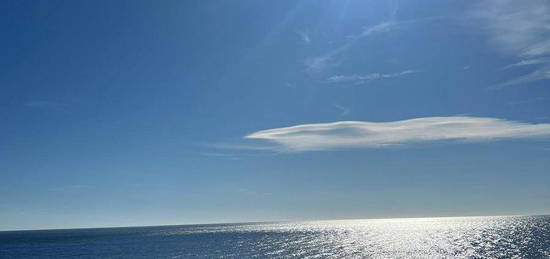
1 0 550 230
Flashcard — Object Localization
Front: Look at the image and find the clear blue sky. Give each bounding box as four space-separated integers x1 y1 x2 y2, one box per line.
1 0 550 231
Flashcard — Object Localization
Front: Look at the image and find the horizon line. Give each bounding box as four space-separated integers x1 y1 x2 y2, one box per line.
2 213 548 233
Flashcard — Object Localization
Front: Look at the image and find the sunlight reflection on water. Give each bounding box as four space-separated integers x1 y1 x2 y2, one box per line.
148 215 550 258
2 216 549 258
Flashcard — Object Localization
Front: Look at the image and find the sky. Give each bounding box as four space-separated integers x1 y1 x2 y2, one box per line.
1 0 550 231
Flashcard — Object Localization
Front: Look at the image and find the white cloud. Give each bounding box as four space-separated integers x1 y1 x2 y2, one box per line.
245 116 550 152
304 16 444 73
333 104 351 116
495 68 550 89
297 31 311 45
199 152 241 160
472 0 550 57
306 21 396 72
503 58 550 69
471 0 550 87
359 22 395 37
327 70 419 84
306 55 336 72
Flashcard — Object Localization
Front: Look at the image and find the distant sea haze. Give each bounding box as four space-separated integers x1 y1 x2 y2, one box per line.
1 215 549 258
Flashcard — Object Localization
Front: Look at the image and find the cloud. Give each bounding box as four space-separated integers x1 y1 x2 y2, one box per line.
472 0 550 57
245 116 550 152
327 70 419 84
211 143 280 152
306 21 397 72
494 68 550 89
503 58 550 69
333 104 351 116
358 22 395 38
199 152 241 160
471 0 550 87
297 30 311 44
304 15 444 73
306 55 336 72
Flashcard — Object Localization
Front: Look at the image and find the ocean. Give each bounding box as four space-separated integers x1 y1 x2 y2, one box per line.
1 215 549 258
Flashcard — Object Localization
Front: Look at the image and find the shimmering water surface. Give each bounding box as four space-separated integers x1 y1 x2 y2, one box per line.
1 215 549 258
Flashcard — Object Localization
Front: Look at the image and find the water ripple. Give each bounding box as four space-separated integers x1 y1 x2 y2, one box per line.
1 215 549 258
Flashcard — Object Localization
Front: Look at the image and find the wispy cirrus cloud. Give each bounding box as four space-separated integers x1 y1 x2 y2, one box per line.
471 0 550 87
305 21 398 73
471 0 550 57
199 152 242 160
327 70 419 84
494 68 550 89
305 17 447 73
297 30 311 45
355 21 395 38
306 54 338 72
503 58 550 69
245 116 550 152
333 104 351 116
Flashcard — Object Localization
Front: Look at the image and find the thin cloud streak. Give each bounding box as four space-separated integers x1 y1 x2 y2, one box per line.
297 30 311 45
503 58 550 69
305 16 444 73
358 21 395 38
327 70 419 84
494 68 550 89
471 0 550 87
333 104 351 116
472 0 550 58
305 21 397 72
245 116 550 152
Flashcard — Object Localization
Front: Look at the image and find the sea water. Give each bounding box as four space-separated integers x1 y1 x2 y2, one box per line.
1 215 549 258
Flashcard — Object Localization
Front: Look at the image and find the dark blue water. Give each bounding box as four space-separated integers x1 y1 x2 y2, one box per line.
1 215 549 258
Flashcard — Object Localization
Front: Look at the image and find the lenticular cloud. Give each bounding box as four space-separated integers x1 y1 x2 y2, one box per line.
245 116 550 151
